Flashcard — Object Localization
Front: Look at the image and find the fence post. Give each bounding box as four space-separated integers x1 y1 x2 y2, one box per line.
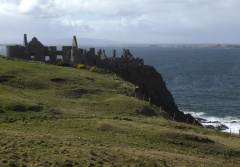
193 119 195 125
186 117 189 124
173 113 175 121
160 106 161 112
148 97 151 104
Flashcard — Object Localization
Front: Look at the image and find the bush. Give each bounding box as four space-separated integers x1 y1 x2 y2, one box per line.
90 66 97 72
76 64 86 69
74 64 78 68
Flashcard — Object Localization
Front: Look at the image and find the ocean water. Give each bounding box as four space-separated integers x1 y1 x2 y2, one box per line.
102 46 240 133
1 45 240 133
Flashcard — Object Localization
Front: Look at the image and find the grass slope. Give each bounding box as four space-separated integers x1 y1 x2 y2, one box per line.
0 56 240 167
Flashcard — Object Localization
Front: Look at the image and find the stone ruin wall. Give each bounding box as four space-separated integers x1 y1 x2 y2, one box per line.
6 34 144 69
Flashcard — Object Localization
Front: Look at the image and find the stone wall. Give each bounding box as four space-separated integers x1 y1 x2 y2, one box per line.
6 35 144 69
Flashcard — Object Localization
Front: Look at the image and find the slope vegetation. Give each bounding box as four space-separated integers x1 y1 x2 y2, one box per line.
0 56 240 167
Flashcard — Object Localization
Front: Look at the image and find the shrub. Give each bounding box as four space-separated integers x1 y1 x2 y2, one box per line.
90 66 97 72
73 64 79 68
76 64 86 69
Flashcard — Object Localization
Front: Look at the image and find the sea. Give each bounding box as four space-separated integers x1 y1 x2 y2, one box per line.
1 44 240 133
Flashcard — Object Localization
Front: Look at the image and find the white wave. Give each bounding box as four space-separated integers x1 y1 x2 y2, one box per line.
184 111 206 117
184 111 240 134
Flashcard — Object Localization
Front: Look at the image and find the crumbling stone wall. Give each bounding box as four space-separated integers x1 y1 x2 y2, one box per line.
6 34 144 69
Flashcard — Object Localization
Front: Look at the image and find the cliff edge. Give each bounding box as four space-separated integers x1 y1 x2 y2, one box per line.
111 65 201 126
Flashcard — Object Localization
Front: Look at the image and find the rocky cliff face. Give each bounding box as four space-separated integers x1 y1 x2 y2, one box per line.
111 65 201 126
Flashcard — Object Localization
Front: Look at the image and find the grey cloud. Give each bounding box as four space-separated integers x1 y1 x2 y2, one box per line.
0 0 240 44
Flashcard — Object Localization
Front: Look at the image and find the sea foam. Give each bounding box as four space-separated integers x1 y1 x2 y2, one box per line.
184 111 240 134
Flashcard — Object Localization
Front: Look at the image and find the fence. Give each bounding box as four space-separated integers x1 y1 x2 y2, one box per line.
134 93 150 103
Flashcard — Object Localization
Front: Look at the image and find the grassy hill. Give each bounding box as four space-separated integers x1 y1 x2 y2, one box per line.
0 56 240 167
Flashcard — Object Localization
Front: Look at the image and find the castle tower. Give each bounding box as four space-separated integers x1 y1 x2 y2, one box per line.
72 36 78 49
23 34 28 47
71 36 78 62
112 49 116 58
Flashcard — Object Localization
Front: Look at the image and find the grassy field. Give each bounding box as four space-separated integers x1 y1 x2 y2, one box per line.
0 56 240 167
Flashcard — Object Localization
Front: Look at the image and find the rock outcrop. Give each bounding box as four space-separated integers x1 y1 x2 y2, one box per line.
111 65 201 126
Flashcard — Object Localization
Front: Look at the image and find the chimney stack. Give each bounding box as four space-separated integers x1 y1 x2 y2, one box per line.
23 34 28 47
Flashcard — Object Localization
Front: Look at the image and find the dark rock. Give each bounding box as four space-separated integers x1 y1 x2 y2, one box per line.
231 121 237 123
204 125 216 130
111 66 202 126
205 124 229 131
195 118 207 122
203 121 220 124
216 124 229 131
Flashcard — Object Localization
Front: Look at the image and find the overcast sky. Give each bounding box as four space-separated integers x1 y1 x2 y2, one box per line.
0 0 240 44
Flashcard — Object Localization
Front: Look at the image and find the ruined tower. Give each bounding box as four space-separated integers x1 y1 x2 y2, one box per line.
71 36 78 62
112 49 116 58
72 36 78 49
23 34 28 47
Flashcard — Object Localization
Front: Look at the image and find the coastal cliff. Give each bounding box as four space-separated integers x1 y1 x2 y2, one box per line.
111 65 201 126
2 56 240 167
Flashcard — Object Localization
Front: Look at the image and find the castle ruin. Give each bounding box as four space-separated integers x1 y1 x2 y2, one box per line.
6 34 144 69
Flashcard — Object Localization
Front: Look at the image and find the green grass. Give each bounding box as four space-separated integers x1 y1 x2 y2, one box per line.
0 57 240 167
